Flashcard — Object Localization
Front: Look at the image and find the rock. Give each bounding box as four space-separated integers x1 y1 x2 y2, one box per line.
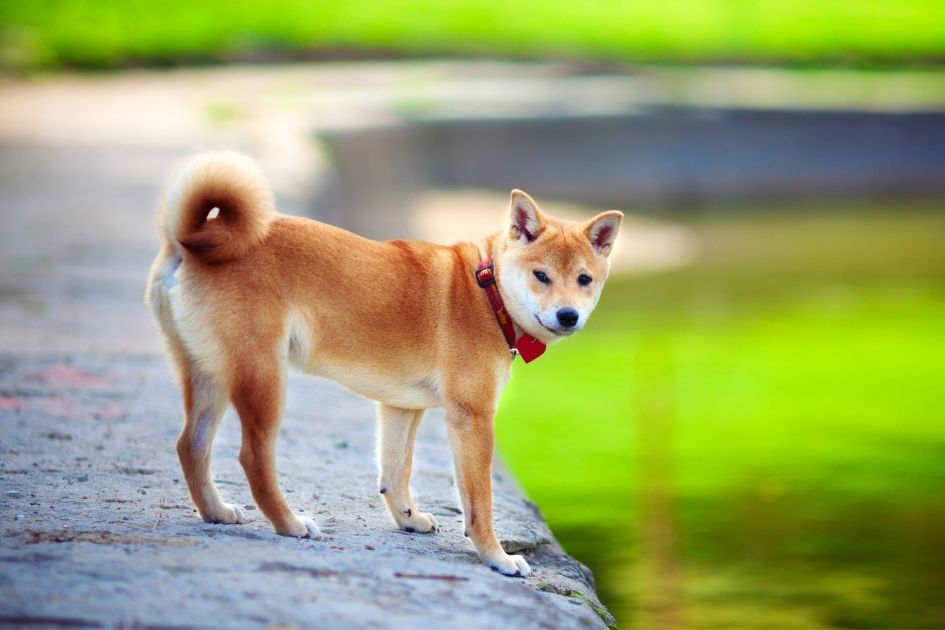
6 490 23 499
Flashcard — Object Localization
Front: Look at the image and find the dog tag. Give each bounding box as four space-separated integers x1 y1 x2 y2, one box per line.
515 335 546 363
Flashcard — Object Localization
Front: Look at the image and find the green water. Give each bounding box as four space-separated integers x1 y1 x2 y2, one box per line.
496 206 945 628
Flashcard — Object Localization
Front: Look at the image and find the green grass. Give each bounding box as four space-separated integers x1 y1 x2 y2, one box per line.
2 1 945 71
495 206 945 628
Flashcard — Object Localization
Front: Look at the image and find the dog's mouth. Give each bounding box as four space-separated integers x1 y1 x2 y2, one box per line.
534 315 576 337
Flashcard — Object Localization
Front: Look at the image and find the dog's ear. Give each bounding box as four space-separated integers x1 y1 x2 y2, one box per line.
583 210 623 257
509 189 545 243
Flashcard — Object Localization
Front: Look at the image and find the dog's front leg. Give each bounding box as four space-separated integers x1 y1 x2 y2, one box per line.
445 406 531 577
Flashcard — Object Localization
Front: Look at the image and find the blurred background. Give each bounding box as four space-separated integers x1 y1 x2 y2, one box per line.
2 2 944 627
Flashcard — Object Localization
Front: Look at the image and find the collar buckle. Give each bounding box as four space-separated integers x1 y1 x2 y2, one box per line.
476 263 496 288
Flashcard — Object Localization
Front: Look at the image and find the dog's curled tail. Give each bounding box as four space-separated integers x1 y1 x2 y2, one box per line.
161 151 275 263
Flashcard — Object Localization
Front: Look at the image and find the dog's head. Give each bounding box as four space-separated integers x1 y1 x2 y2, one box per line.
497 190 622 344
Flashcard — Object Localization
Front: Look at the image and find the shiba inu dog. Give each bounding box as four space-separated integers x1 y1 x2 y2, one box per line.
145 151 622 577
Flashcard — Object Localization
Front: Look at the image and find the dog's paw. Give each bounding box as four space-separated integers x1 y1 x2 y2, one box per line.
203 503 245 525
277 515 322 539
401 511 439 534
299 516 322 539
226 503 247 524
485 553 531 578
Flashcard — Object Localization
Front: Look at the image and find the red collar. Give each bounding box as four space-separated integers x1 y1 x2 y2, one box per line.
476 260 546 363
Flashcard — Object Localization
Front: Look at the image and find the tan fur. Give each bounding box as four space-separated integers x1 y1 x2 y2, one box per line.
146 151 622 576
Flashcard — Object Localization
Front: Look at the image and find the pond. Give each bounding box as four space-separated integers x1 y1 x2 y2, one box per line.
496 203 945 628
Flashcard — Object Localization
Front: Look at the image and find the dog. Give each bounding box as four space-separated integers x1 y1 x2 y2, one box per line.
145 151 622 577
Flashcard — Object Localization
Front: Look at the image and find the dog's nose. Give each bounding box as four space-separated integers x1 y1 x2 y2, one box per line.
556 308 579 328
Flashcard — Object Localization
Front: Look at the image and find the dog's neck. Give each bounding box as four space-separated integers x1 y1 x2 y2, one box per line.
476 231 525 343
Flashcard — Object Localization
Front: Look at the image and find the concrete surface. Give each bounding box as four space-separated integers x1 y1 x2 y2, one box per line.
0 356 610 629
0 63 621 628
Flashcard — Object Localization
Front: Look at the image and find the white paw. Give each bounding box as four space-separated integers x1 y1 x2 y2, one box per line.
485 553 531 577
276 514 322 539
400 511 439 534
300 517 322 539
226 503 247 524
203 503 245 525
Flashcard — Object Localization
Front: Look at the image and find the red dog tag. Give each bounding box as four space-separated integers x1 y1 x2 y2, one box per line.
515 335 547 363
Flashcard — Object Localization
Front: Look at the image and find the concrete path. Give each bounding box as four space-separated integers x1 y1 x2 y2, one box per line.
0 64 617 628
0 355 607 628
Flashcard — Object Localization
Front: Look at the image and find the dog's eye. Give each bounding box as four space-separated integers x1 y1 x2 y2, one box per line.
578 274 593 286
533 270 550 284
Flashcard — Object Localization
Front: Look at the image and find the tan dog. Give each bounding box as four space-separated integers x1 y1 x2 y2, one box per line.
145 152 622 577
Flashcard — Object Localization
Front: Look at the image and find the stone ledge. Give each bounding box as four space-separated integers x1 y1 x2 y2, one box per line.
0 354 615 629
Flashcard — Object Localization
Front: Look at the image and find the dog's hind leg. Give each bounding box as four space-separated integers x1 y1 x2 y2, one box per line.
177 364 245 525
376 404 438 533
231 354 320 538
